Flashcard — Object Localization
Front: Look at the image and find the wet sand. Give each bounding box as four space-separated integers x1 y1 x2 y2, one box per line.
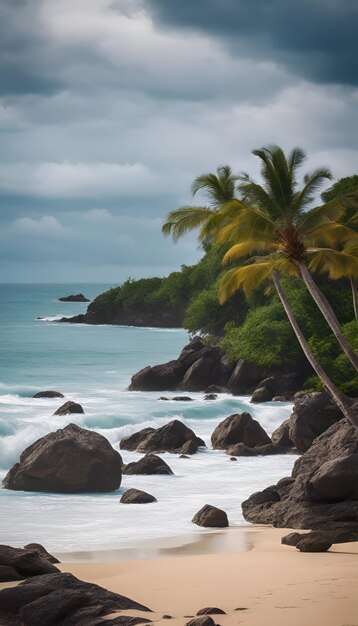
59 527 358 626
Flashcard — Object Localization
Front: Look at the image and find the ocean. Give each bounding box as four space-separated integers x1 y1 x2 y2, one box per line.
0 284 296 555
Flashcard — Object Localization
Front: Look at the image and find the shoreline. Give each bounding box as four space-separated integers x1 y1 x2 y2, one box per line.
55 525 260 563
58 527 358 626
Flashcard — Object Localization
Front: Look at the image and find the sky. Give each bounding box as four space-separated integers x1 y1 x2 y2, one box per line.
1 0 357 283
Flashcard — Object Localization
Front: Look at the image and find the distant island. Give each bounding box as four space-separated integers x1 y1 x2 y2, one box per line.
58 293 90 302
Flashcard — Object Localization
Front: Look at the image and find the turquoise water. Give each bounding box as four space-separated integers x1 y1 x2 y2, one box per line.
0 284 295 553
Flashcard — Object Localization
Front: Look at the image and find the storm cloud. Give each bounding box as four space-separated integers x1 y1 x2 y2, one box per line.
0 0 357 282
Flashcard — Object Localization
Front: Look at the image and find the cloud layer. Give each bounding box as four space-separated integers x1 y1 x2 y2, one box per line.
0 0 357 282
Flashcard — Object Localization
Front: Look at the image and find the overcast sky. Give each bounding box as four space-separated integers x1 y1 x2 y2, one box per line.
1 0 357 283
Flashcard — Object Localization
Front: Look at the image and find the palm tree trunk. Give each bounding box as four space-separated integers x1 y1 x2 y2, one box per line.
298 262 358 372
351 278 358 323
272 271 358 428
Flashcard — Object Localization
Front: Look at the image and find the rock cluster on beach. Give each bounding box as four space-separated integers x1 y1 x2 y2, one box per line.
128 337 305 398
2 423 123 493
242 414 358 536
0 544 60 582
0 571 151 626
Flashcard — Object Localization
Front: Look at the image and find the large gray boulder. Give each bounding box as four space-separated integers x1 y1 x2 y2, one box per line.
53 401 84 416
3 424 122 493
211 412 271 450
120 420 204 455
288 392 343 453
227 359 265 395
242 417 358 532
0 545 59 578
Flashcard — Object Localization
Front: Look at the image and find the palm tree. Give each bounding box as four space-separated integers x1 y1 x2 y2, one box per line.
218 257 358 428
224 146 358 372
162 165 239 242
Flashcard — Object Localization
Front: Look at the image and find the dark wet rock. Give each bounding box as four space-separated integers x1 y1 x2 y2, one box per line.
172 396 193 401
59 293 90 302
227 360 265 395
3 423 122 493
53 400 84 415
192 504 229 528
23 543 59 564
205 385 229 394
179 454 190 459
226 442 288 456
242 418 358 531
272 395 289 402
99 618 152 626
119 428 156 451
162 615 173 619
122 454 173 475
33 390 64 399
120 488 157 504
229 457 237 461
250 386 272 403
0 564 23 582
197 608 226 615
288 392 343 453
234 607 248 611
186 616 215 626
0 545 59 577
0 571 151 625
129 338 230 392
296 536 332 552
120 420 204 455
204 393 217 401
271 419 294 448
281 532 303 546
211 413 271 450
158 396 169 401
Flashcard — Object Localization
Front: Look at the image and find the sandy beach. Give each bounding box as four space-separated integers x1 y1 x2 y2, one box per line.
55 527 358 626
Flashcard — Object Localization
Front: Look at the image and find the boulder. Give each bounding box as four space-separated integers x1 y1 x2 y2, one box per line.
23 543 59 564
122 454 173 475
129 362 184 391
204 385 229 394
53 401 84 415
172 396 193 401
204 393 217 401
120 420 204 455
33 391 64 399
0 545 59 577
0 565 23 582
296 536 332 552
119 428 155 452
211 413 271 450
227 359 265 395
272 395 289 402
288 392 343 453
3 423 122 493
59 294 90 302
120 489 157 504
196 608 226 615
227 442 287 456
281 532 303 547
0 571 150 625
250 386 272 403
192 504 229 528
179 349 225 392
242 418 358 531
271 419 294 448
186 618 215 626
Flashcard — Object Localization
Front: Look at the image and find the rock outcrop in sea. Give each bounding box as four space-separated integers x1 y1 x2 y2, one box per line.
120 419 205 455
58 293 90 302
241 415 358 535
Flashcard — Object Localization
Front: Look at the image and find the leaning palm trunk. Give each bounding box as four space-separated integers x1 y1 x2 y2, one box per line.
272 271 357 428
351 278 358 323
298 262 358 373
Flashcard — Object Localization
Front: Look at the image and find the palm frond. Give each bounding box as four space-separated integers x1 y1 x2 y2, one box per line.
306 223 358 247
297 200 347 234
307 248 358 279
222 241 279 264
288 147 306 174
292 168 332 213
218 262 274 302
162 206 215 242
